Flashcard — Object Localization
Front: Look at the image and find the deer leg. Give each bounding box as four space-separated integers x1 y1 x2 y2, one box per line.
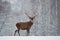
14 29 18 36
18 29 20 36
27 29 30 36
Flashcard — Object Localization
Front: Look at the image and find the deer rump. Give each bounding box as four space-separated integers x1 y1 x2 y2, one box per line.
16 21 33 30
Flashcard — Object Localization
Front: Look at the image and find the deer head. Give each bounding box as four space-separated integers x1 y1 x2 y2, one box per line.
25 13 36 21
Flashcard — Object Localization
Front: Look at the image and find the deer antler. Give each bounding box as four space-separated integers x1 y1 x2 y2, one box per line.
25 13 31 18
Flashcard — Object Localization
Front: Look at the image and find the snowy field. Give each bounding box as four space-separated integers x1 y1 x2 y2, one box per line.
0 0 59 36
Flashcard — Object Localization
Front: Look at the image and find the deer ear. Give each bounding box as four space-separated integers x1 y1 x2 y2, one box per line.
28 17 32 19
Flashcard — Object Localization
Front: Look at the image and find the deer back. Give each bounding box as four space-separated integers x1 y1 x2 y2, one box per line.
16 21 33 29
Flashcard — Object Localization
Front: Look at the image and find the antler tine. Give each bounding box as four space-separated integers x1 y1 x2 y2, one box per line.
33 12 38 17
25 12 31 18
34 7 38 16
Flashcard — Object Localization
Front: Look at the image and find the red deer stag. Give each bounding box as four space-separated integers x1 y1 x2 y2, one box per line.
14 13 37 36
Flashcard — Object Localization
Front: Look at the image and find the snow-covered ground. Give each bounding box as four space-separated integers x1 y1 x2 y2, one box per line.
0 0 58 36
